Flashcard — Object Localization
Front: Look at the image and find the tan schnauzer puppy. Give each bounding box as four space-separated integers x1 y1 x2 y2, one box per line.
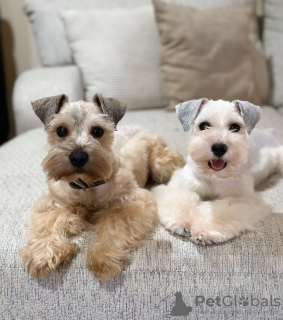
21 94 184 280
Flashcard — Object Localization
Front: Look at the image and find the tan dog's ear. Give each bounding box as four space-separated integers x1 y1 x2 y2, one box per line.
175 98 208 131
31 94 68 125
233 100 261 133
93 94 127 126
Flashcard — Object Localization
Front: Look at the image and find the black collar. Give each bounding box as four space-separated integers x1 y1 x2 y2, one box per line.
69 178 108 191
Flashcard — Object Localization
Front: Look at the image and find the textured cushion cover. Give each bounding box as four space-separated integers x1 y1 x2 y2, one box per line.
263 0 283 107
153 0 269 110
60 7 166 110
24 0 255 66
1 107 283 319
12 66 84 135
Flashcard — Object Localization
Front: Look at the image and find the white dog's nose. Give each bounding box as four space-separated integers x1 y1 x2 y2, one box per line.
211 143 227 158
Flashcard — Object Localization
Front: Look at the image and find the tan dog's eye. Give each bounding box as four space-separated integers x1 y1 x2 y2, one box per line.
229 124 240 132
56 126 68 137
199 122 210 130
91 127 104 138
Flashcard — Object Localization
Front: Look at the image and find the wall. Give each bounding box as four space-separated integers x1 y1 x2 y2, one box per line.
1 0 40 75
1 0 41 137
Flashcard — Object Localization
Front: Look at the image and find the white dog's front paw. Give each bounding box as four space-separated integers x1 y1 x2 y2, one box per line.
189 230 233 246
161 215 192 238
171 227 192 238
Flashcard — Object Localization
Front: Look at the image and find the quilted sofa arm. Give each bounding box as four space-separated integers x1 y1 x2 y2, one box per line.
12 66 84 135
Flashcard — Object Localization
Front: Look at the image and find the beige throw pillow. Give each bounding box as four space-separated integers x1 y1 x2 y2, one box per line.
153 0 269 110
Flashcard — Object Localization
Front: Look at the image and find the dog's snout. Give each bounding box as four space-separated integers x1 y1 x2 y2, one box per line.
69 150 88 167
211 143 227 158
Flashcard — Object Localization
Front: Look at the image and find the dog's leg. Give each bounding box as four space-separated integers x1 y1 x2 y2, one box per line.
188 193 272 246
21 193 87 278
146 134 185 184
251 146 283 186
87 189 157 280
122 133 185 187
154 184 272 246
121 134 151 187
152 184 201 236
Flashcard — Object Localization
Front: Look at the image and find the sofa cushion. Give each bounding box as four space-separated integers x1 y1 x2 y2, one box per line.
153 0 269 110
263 0 283 107
1 106 283 319
60 6 166 110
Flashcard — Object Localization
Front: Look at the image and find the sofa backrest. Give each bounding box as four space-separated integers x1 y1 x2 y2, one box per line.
24 0 255 67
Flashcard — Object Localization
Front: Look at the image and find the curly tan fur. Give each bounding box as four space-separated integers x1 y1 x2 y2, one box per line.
87 189 157 280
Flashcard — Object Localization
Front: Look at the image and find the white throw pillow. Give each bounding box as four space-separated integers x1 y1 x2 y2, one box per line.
60 6 166 109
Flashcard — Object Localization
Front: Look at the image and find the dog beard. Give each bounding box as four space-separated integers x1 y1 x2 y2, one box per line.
42 147 114 185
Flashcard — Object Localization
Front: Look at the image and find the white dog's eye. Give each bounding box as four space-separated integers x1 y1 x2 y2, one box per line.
199 122 210 130
229 124 240 132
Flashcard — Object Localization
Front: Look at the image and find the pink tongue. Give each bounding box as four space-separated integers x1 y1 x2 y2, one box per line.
211 159 225 170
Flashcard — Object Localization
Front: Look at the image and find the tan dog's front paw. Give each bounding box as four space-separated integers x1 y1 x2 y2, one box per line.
87 250 124 280
21 241 77 278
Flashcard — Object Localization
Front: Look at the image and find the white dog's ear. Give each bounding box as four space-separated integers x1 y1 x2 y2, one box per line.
93 93 127 126
31 94 68 125
175 98 208 131
233 100 261 133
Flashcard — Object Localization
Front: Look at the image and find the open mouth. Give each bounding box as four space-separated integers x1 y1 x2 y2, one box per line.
208 159 227 171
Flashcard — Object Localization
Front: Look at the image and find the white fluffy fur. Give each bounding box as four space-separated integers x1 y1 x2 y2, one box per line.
152 100 283 245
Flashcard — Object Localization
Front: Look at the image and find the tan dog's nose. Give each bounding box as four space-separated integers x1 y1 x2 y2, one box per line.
69 150 88 167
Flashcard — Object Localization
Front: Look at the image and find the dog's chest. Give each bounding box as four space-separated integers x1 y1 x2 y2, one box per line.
50 181 116 212
74 183 123 210
182 165 253 199
198 179 235 199
196 174 252 200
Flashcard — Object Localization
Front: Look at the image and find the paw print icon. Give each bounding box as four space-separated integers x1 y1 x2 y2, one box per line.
238 297 249 307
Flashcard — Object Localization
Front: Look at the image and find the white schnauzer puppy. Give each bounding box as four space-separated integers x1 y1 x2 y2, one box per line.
152 99 283 245
20 93 184 280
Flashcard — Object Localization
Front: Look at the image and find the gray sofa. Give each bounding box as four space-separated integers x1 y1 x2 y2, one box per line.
2 108 283 320
2 0 283 319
